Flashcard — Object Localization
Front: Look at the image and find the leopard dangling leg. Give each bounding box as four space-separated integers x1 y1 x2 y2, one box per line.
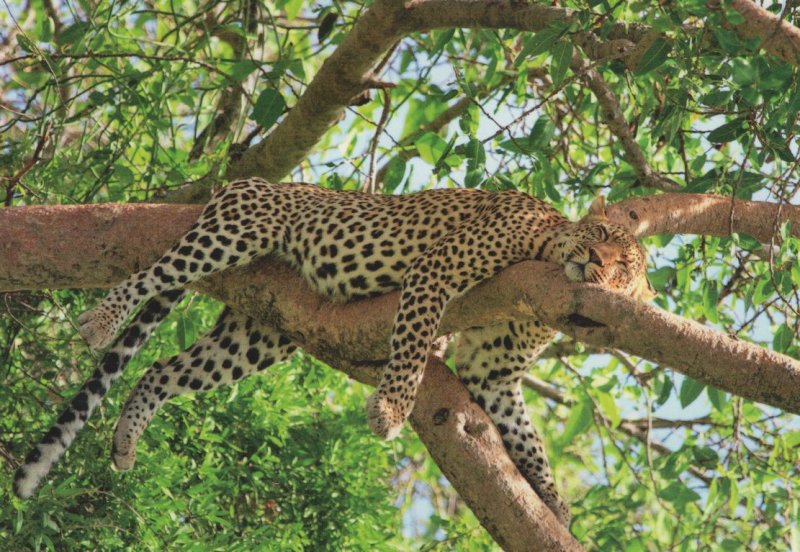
78 179 284 350
111 308 296 470
367 209 529 440
14 290 187 499
455 320 571 527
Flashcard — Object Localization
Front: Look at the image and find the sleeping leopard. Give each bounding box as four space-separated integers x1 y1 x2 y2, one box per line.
15 178 654 526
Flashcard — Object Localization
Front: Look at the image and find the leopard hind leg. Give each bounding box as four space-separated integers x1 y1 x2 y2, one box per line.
78 180 282 350
14 290 187 498
112 308 296 470
456 320 571 527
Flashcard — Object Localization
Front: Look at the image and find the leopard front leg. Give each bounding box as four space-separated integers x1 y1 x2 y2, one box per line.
112 308 296 470
367 216 523 440
79 181 282 350
456 320 571 527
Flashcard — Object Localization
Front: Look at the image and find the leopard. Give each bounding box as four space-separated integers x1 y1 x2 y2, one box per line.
14 178 654 526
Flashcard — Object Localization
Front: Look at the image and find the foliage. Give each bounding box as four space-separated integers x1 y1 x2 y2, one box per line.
1 0 799 550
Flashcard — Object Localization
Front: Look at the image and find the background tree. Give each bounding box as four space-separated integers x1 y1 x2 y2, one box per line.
1 0 799 550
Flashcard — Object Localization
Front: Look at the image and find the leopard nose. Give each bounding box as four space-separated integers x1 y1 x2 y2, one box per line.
588 247 604 267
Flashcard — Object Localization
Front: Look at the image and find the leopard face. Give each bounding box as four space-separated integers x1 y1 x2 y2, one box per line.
562 196 655 301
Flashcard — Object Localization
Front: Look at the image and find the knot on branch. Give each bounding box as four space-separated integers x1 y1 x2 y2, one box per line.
565 313 606 328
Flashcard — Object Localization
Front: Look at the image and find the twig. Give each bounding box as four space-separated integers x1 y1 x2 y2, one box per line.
2 121 51 206
570 52 682 192
364 88 392 194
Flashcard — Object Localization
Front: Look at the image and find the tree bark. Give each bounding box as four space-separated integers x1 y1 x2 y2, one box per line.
710 0 800 66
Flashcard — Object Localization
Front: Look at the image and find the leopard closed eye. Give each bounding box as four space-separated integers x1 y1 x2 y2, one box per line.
15 179 654 527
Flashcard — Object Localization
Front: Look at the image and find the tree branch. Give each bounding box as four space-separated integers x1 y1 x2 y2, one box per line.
570 54 681 193
3 193 800 546
605 193 800 242
171 0 651 202
1 194 798 410
710 0 800 66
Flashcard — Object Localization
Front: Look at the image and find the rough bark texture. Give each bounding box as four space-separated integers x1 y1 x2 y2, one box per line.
350 356 581 552
605 193 800 242
712 0 800 66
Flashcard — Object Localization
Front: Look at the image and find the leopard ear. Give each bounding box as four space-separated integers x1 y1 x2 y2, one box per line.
584 194 608 221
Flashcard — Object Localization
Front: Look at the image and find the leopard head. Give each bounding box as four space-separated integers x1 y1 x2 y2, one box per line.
563 195 655 301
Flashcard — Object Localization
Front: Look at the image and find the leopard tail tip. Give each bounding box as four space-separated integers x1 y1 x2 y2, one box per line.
366 393 405 441
77 308 115 351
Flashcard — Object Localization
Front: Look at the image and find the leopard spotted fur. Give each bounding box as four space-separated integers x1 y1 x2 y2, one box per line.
15 179 654 526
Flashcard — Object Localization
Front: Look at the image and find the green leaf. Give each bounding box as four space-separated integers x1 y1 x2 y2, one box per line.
658 481 702 507
416 132 448 165
251 89 286 129
707 386 729 412
707 119 747 144
382 157 406 193
700 89 732 107
433 29 455 54
550 40 572 87
17 34 35 53
679 377 704 408
559 397 593 445
703 282 720 323
113 164 135 186
514 22 569 65
597 391 621 428
56 22 89 47
528 117 555 151
176 317 196 351
773 322 792 353
654 375 673 406
635 37 671 75
692 445 719 469
752 277 774 305
228 60 259 82
647 266 675 291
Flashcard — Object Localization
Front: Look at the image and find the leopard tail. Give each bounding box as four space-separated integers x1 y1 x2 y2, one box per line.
13 290 187 498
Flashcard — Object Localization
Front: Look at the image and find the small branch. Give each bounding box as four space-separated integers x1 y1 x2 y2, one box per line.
521 377 716 486
222 0 652 187
570 53 681 192
364 88 392 194
1 122 52 205
374 96 471 186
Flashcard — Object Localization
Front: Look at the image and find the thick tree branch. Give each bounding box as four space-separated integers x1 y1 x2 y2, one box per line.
605 193 800 242
350 356 581 551
3 193 796 291
710 0 800 66
1 194 799 406
3 193 800 546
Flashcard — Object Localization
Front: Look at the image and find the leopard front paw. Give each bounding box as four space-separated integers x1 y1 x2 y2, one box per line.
77 306 117 350
366 392 406 441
